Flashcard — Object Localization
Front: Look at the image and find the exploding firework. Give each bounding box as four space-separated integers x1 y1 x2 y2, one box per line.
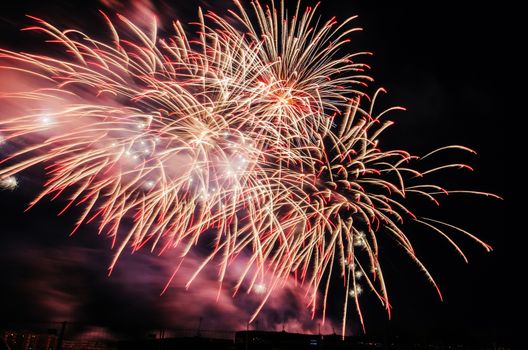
0 0 498 333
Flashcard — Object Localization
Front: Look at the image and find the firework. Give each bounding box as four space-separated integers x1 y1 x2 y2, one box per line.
0 0 498 334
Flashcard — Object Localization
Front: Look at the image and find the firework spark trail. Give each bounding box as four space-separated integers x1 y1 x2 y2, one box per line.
0 1 499 334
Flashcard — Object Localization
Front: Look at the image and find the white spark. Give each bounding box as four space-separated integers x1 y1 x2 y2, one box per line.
254 283 266 294
0 176 18 190
349 285 363 298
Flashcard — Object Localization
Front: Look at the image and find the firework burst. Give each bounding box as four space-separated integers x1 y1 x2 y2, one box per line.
0 0 499 334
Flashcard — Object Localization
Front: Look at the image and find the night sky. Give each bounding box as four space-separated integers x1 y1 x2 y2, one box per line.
0 0 511 344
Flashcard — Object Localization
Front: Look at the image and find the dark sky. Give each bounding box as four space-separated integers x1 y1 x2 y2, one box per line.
0 0 512 344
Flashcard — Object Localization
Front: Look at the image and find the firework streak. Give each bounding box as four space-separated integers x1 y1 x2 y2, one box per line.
0 1 499 333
